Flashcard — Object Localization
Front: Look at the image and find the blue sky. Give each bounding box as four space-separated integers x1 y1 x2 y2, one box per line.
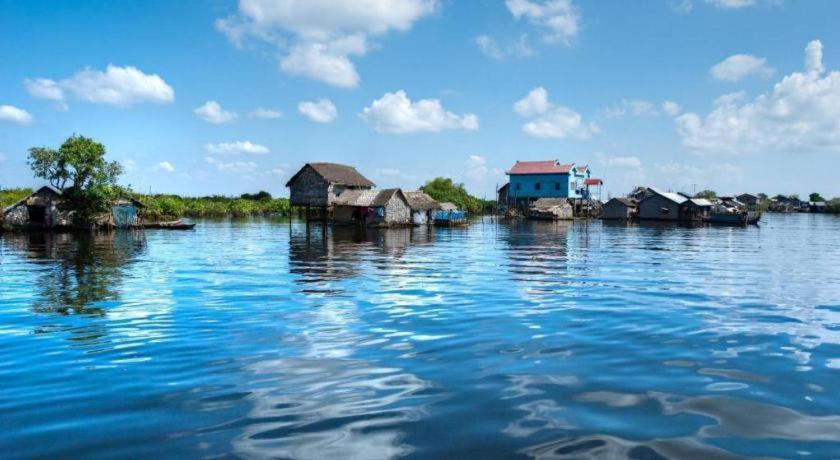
2 0 839 199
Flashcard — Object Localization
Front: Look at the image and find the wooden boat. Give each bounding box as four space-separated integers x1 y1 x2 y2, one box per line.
144 220 196 230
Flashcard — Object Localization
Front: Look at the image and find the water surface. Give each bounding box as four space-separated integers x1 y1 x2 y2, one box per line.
2 214 840 459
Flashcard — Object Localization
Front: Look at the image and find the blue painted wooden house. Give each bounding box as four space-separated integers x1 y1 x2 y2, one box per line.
503 160 601 208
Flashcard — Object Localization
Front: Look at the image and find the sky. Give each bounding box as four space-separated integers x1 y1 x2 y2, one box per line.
1 0 840 200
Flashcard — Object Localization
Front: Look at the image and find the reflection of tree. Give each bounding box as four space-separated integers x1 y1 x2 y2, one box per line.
2 231 146 315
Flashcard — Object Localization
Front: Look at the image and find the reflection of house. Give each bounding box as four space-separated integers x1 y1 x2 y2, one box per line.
285 163 375 219
3 186 72 229
404 191 441 225
332 189 411 227
502 160 602 208
601 197 637 220
529 198 573 220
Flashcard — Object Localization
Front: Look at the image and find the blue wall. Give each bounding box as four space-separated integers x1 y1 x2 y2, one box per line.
508 170 590 199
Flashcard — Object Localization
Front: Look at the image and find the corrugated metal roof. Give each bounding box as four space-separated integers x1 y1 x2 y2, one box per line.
507 160 574 175
584 178 603 186
689 198 713 207
648 186 688 204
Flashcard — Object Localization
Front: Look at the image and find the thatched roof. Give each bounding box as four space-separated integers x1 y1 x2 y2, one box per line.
439 202 458 211
3 185 62 214
531 198 571 210
286 163 375 188
404 191 441 211
334 188 407 207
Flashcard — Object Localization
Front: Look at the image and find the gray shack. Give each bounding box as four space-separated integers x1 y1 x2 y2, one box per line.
637 187 687 221
601 197 637 220
332 188 411 227
404 191 441 225
2 186 72 229
529 198 573 220
285 163 375 219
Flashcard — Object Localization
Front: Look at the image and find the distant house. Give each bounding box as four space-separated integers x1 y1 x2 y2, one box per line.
810 201 827 213
504 160 602 208
637 187 688 221
683 198 714 222
737 193 758 207
601 197 637 220
332 188 411 227
439 202 458 212
404 191 441 225
529 198 573 220
285 163 375 212
2 186 71 229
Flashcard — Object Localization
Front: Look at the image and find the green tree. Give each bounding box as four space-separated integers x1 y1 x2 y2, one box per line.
420 177 483 214
809 192 826 202
694 189 717 199
28 135 124 220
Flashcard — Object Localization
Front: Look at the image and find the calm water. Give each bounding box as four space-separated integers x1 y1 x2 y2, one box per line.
1 214 840 459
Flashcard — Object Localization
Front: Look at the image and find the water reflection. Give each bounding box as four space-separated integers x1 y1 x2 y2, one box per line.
1 231 146 315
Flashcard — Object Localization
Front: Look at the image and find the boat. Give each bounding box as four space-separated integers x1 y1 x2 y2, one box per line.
705 211 761 225
144 220 196 230
433 210 469 227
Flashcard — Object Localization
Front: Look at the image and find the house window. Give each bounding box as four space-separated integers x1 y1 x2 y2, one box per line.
515 183 521 191
555 182 560 191
535 182 541 191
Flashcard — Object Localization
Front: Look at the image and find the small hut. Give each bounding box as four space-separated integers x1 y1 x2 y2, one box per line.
332 188 411 227
404 191 441 225
100 198 145 229
2 186 72 229
528 198 573 220
285 163 375 220
433 203 468 226
637 187 687 221
682 198 713 222
601 197 637 220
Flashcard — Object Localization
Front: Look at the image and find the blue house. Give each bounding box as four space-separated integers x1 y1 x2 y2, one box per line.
503 160 601 207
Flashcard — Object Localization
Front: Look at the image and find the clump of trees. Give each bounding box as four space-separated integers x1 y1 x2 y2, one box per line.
694 189 717 199
28 135 126 223
420 177 489 214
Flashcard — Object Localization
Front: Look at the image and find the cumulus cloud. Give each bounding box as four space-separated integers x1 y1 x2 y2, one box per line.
463 155 504 181
154 161 176 173
677 40 840 154
205 141 270 155
506 0 580 45
475 34 533 60
705 0 755 8
194 101 239 124
662 100 682 116
0 105 34 124
216 0 436 88
249 108 283 119
711 54 774 82
298 99 338 123
25 65 174 108
205 156 258 174
361 90 478 133
514 86 597 139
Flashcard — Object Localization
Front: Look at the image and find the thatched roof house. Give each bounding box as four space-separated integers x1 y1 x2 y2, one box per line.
285 163 375 208
3 186 71 228
332 188 411 226
404 191 441 225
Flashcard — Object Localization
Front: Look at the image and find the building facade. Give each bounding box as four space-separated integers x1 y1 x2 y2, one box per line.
504 160 601 208
286 163 375 209
601 198 637 220
332 189 411 227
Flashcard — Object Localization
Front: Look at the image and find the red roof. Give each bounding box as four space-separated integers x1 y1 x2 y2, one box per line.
584 178 603 186
575 165 589 173
507 160 574 175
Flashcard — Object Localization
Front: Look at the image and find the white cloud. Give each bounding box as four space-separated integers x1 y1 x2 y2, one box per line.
194 101 239 124
463 155 504 181
670 0 694 14
677 40 840 154
205 141 270 155
0 105 34 124
25 65 174 108
597 153 642 168
476 34 533 60
654 161 744 193
154 161 176 173
514 86 597 139
805 39 824 74
506 0 580 45
601 99 659 118
249 108 283 119
711 54 774 82
705 0 755 8
361 90 478 133
663 100 682 116
217 0 437 88
204 157 259 174
298 99 338 123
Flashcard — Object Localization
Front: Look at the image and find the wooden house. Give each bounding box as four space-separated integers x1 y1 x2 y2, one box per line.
332 188 411 227
601 197 637 220
637 187 687 221
285 163 375 219
504 160 602 209
2 186 72 229
529 198 573 220
404 191 441 225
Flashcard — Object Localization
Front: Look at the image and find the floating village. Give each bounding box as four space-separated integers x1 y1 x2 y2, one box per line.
4 157 814 232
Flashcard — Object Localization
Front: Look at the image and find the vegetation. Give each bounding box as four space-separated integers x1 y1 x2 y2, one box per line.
809 192 826 202
137 194 290 220
0 187 34 209
420 177 488 215
694 189 717 199
27 135 126 223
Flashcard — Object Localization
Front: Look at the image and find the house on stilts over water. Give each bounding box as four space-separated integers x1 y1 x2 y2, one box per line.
285 162 375 221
